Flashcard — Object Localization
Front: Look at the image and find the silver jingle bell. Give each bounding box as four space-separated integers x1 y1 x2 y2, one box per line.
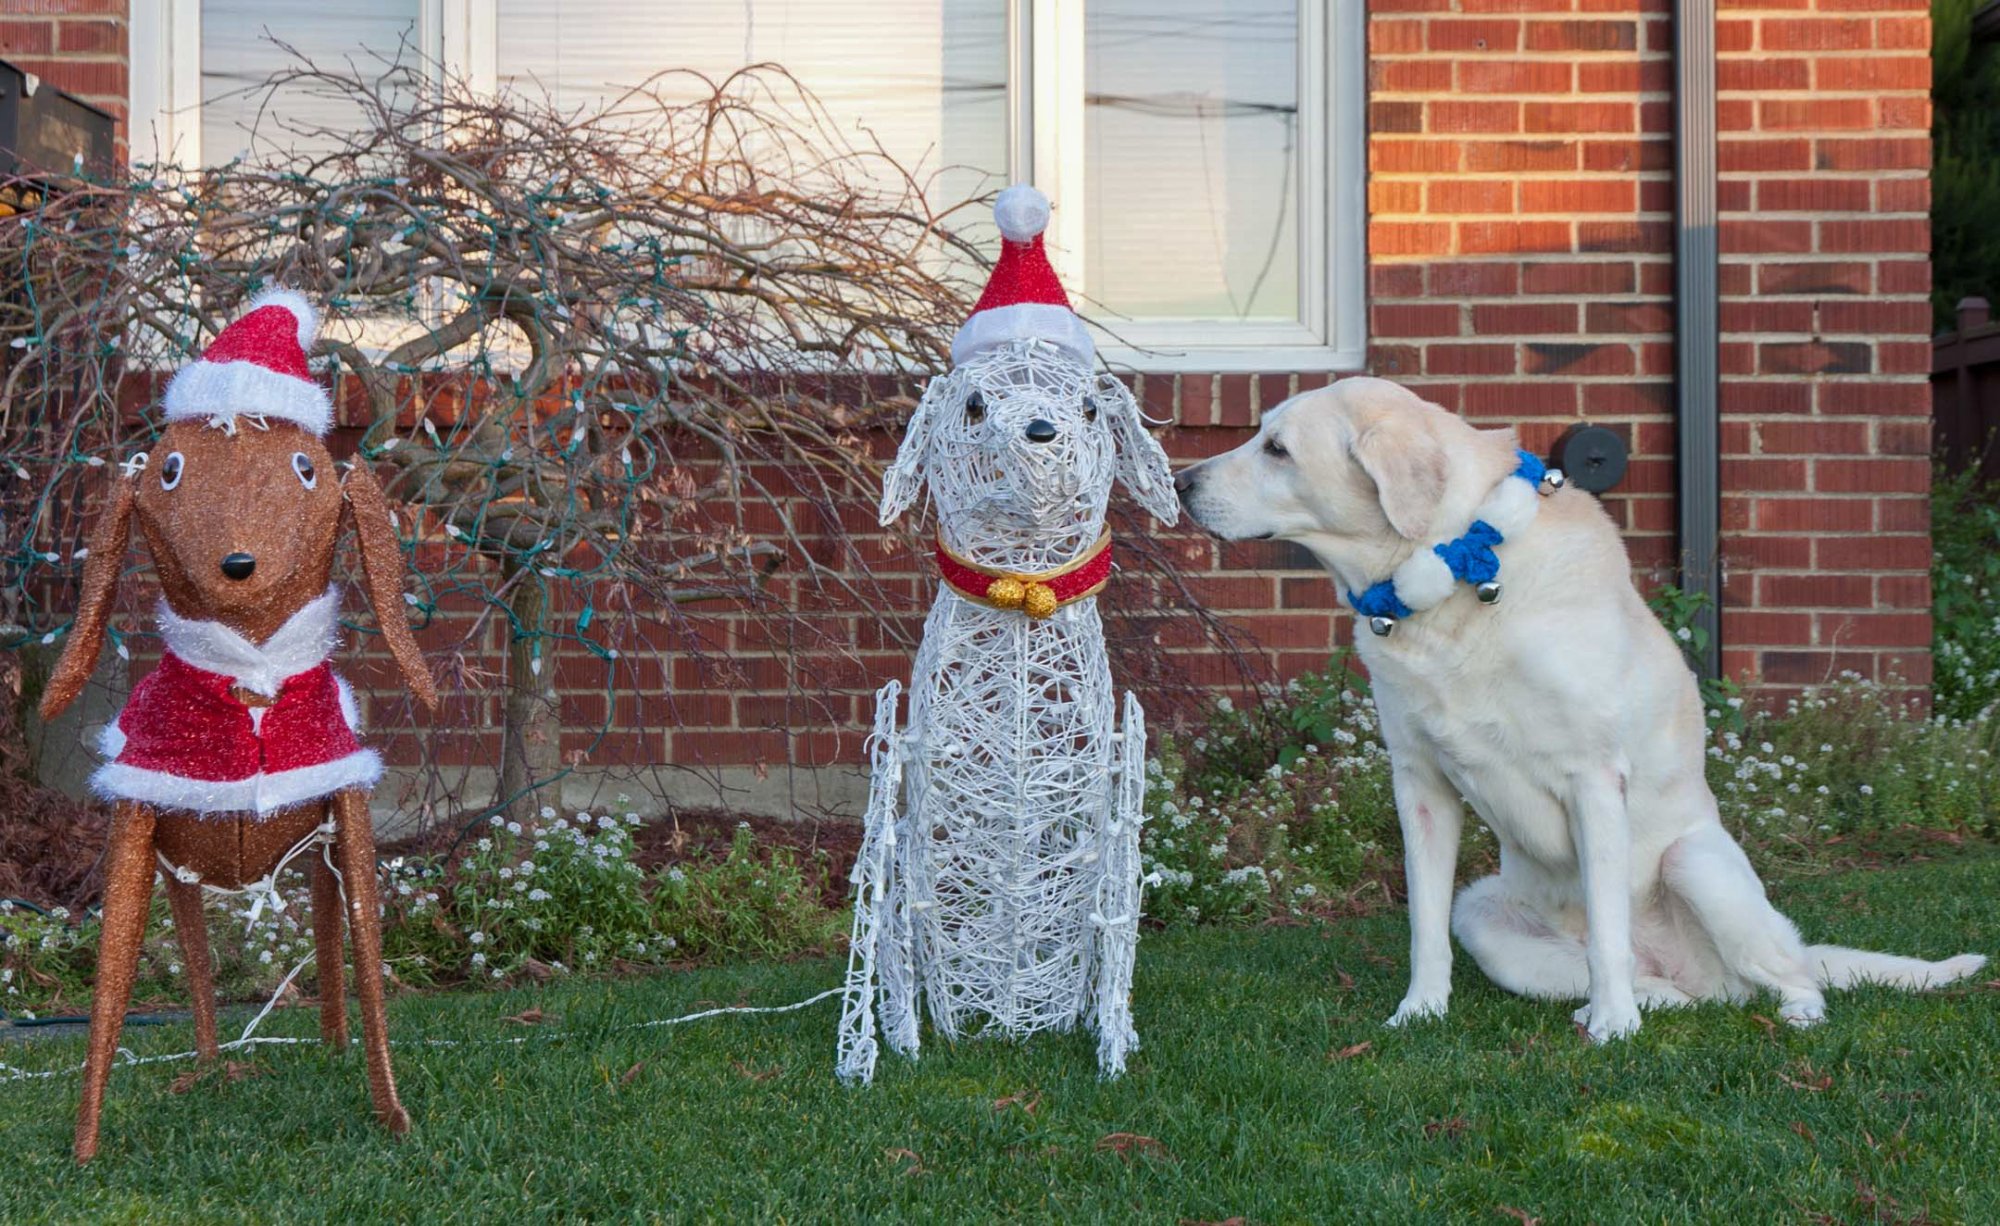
1539 468 1567 496
1368 615 1397 637
1476 580 1503 605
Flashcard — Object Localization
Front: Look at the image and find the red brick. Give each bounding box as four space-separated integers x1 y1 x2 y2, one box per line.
1879 96 1930 129
1760 98 1874 130
1586 301 1674 333
1814 57 1928 91
1370 221 1454 256
1877 574 1931 608
1524 101 1636 134
1736 535 1815 569
1457 60 1573 94
1876 497 1930 532
1578 59 1671 92
1472 303 1579 334
1815 457 1928 493
1429 19 1523 51
1760 575 1874 608
1814 137 1930 171
1370 180 1425 215
1819 219 1929 253
0 20 55 54
1430 180 1517 213
1378 61 1455 92
1875 16 1930 50
1757 261 1872 296
1464 140 1578 172
1372 264 1426 297
1752 497 1874 533
1721 300 1815 333
1426 344 1520 376
1718 58 1811 91
1876 260 1931 294
1757 178 1871 213
1814 538 1930 573
1522 341 1635 376
1429 100 1524 135
1761 17 1872 49
1371 101 1425 134
1878 342 1931 374
1819 381 1929 415
1524 19 1637 50
1430 261 1522 296
1723 382 1813 415
1460 220 1572 254
1816 300 1931 333
1583 138 1672 174
1876 420 1931 455
1724 459 1809 492
1372 141 1462 174
1760 341 1871 376
1724 611 1815 645
1759 421 1869 454
56 18 121 53
1523 260 1636 294
1463 380 1581 416
1519 179 1636 213
1578 219 1671 253
1371 19 1428 53
1721 219 1814 255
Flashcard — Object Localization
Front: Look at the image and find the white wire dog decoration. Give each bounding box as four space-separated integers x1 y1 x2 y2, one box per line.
834 334 1180 1084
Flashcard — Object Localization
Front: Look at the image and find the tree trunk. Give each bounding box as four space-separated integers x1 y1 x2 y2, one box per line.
495 561 561 821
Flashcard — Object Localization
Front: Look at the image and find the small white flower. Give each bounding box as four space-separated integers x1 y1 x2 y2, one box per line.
471 951 487 967
469 931 487 945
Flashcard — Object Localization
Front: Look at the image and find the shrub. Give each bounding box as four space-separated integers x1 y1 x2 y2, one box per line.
652 823 844 961
1932 467 2000 720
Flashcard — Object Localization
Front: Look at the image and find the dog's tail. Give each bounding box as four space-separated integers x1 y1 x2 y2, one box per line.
1807 945 1988 991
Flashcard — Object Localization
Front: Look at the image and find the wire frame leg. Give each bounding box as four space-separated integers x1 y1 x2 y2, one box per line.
837 681 908 1086
1094 691 1149 1078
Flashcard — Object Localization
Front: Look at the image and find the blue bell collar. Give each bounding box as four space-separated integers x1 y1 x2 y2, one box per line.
1347 450 1565 636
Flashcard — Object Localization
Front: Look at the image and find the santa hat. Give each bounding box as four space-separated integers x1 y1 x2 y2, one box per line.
952 184 1094 367
162 288 333 435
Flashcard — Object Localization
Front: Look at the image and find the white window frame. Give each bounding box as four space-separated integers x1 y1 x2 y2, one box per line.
1016 0 1367 373
129 0 1366 373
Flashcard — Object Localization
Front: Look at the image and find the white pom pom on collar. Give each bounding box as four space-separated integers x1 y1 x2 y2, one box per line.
994 184 1052 243
245 286 320 352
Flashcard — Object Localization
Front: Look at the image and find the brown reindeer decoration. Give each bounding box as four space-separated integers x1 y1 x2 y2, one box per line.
38 289 439 1163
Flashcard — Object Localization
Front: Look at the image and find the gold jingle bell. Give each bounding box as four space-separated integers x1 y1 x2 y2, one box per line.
1022 583 1059 620
986 577 1026 610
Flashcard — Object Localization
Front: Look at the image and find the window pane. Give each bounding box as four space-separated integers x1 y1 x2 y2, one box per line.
1084 1 1300 322
495 1 1008 239
200 1 423 164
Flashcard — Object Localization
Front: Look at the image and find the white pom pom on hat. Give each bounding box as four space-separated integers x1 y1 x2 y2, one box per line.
993 183 1052 243
951 184 1095 367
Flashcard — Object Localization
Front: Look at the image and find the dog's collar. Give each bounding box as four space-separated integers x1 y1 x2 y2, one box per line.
936 529 1112 619
1346 451 1565 636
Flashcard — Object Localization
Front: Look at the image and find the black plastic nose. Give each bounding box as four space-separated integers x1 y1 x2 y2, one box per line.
220 553 256 581
1024 418 1058 443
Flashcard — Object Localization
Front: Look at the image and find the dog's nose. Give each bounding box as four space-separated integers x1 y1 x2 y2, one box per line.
1024 419 1058 443
1174 467 1198 499
219 553 256 581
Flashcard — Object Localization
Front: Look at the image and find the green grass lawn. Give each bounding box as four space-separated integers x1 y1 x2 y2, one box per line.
3 852 1996 1224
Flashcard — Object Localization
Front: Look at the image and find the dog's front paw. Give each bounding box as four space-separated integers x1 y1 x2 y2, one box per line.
1572 999 1642 1043
1385 994 1449 1028
1779 992 1826 1028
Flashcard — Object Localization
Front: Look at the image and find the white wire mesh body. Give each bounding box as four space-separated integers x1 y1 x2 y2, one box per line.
836 339 1178 1085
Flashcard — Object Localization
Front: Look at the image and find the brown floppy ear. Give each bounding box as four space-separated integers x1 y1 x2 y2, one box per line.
341 457 439 712
41 477 134 721
1350 417 1449 542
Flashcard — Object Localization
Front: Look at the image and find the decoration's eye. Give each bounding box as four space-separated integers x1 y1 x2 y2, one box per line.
1082 395 1099 423
965 390 986 423
292 452 318 489
159 452 184 490
1264 436 1289 459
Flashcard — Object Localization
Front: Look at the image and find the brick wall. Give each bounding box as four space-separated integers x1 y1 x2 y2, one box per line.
9 3 1936 801
0 0 128 160
1715 0 1934 691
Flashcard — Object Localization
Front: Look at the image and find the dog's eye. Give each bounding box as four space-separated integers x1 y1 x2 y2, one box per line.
159 452 184 490
292 452 318 489
965 390 985 423
1264 437 1289 459
1082 395 1099 423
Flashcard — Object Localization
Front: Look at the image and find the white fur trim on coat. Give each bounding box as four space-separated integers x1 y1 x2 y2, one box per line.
156 585 341 697
952 305 1095 366
91 749 382 818
162 357 334 437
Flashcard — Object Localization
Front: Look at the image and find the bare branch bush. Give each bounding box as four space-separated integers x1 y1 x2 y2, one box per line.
0 53 1250 837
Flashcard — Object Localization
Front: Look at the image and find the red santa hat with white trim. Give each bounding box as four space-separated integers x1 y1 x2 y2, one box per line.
162 288 333 435
952 184 1095 367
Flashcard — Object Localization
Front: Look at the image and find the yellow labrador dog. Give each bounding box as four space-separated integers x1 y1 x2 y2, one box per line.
1175 376 1986 1041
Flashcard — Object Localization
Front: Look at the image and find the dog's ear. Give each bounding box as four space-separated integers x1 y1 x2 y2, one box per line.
1351 413 1448 541
1098 375 1179 524
879 373 950 526
40 475 135 722
341 457 439 712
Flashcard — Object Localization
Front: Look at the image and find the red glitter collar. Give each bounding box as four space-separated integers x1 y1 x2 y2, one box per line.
935 530 1112 619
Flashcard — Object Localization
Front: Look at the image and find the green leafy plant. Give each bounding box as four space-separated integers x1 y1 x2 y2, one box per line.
1932 467 2000 720
652 823 844 961
1646 582 1746 732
